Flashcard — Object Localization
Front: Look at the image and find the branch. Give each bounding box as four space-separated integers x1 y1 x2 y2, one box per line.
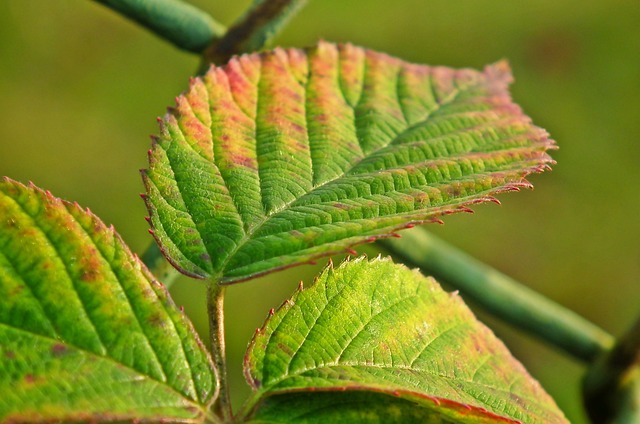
93 0 226 53
583 314 640 422
379 229 615 362
202 0 308 66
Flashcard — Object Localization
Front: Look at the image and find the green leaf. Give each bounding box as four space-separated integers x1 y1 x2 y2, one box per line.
240 257 568 423
0 178 217 423
243 392 460 423
142 41 555 283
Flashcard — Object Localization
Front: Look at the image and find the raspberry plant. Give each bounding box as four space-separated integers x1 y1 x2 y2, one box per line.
1 1 637 423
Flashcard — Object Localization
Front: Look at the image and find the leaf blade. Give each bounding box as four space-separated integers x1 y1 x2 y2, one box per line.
143 42 555 283
241 257 568 423
0 178 216 423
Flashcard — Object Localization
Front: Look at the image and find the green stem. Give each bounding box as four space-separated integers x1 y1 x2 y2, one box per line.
92 0 226 52
208 283 232 421
583 314 640 422
140 242 181 288
202 0 308 66
379 229 615 362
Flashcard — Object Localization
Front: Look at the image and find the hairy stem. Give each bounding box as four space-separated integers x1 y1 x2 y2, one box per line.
93 0 226 52
208 283 232 421
583 313 640 422
379 229 615 362
202 0 308 66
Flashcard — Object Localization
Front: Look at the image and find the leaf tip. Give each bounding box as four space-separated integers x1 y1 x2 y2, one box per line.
486 59 513 85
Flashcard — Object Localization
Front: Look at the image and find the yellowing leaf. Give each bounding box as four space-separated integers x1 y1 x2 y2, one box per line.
142 42 554 284
0 178 217 423
241 257 568 423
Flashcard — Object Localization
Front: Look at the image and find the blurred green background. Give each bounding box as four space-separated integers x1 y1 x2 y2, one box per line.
1 1 639 422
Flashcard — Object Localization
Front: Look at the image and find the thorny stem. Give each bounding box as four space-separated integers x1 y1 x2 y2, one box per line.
93 0 226 53
583 313 640 422
201 0 308 67
208 283 232 421
379 228 615 362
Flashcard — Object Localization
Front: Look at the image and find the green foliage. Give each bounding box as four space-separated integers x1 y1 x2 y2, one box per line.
142 41 554 284
240 257 567 423
0 178 216 423
0 183 568 424
7 1 630 421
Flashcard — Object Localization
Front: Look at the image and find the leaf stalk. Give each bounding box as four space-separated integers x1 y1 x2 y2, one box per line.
201 0 308 67
208 283 232 421
379 229 615 362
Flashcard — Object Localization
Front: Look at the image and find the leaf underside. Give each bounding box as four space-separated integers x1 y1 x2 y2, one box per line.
0 178 216 423
142 41 555 284
242 257 568 423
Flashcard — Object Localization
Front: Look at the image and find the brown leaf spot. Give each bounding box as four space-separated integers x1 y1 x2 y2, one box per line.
230 154 258 170
148 313 167 328
51 343 68 357
277 342 293 356
23 374 38 384
79 248 102 282
290 123 305 134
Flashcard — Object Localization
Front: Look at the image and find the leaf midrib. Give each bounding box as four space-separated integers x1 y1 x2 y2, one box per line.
257 361 553 419
210 65 473 281
1 188 205 404
0 322 204 409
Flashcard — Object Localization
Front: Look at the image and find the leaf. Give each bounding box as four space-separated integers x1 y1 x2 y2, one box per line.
142 41 555 283
240 257 568 423
0 178 217 423
243 392 458 423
